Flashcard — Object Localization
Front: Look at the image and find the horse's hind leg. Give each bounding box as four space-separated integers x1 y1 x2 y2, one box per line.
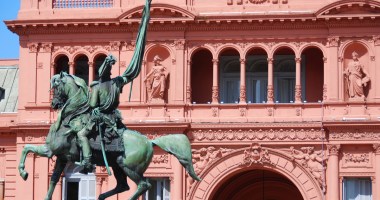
117 158 151 200
19 144 52 180
98 165 130 200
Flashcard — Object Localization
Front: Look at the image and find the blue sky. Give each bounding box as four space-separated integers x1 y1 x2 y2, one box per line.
0 1 20 59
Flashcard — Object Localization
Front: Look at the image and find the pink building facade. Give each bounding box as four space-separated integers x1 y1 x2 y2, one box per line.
2 0 380 199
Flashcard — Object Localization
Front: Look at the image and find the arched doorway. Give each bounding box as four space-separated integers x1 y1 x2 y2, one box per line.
210 169 303 200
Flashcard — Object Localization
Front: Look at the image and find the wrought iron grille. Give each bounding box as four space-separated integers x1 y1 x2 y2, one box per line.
53 0 113 8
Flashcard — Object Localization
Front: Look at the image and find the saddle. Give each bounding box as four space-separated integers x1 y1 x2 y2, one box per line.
88 128 125 152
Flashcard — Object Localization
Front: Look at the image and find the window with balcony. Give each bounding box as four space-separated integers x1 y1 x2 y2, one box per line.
246 54 268 103
55 55 69 74
219 49 240 104
343 177 372 200
53 0 113 9
143 178 170 200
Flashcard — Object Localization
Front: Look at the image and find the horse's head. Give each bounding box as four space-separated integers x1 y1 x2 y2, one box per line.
51 72 69 110
50 72 88 110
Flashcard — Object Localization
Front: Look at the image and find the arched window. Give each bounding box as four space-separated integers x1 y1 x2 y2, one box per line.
273 47 296 103
55 55 69 74
246 48 268 103
74 55 89 84
219 48 240 104
94 54 107 81
191 49 213 104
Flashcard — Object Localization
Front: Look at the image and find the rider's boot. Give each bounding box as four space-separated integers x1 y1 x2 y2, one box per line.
77 129 94 174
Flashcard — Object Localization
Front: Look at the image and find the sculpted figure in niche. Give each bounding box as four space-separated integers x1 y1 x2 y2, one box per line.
343 51 370 100
144 55 169 103
291 146 327 193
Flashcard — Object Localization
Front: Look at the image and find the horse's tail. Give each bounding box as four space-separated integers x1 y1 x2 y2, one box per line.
152 134 201 181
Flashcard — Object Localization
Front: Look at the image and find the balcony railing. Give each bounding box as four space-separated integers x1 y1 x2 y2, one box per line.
53 0 113 8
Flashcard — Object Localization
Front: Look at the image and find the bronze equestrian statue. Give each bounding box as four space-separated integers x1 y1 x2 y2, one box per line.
17 0 201 199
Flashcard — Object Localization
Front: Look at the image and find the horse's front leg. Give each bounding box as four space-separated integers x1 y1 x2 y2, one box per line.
18 144 52 180
44 158 66 200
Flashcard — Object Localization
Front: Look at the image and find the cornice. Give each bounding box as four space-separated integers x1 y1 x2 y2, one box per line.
190 122 322 129
6 17 380 35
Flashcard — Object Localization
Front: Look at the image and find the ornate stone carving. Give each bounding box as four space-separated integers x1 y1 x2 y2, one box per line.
240 143 273 167
152 154 169 164
239 107 246 117
370 56 375 61
84 45 99 53
327 36 340 47
327 144 341 156
211 107 218 117
109 41 121 51
373 35 380 46
267 107 273 116
343 153 369 163
240 85 246 103
343 51 371 100
192 147 232 174
373 144 380 154
295 107 301 116
323 84 327 100
212 86 219 103
330 129 380 141
126 41 136 51
27 43 39 53
174 39 186 50
290 146 326 193
295 85 301 102
186 86 192 104
63 46 80 54
267 85 274 102
191 128 324 142
41 43 53 53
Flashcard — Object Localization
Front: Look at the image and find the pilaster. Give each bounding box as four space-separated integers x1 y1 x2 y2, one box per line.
327 36 340 101
327 144 340 200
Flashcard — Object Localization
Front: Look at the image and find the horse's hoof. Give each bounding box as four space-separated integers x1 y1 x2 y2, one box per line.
20 171 28 181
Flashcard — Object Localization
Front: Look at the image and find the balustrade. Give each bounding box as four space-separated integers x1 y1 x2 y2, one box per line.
53 0 113 8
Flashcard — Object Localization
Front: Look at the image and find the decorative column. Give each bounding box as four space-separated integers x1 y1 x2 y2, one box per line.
327 36 340 101
295 57 302 103
327 144 340 200
323 57 328 101
267 58 274 103
240 59 246 103
373 144 380 200
212 59 219 104
69 61 75 75
0 178 4 200
186 60 192 104
88 61 94 84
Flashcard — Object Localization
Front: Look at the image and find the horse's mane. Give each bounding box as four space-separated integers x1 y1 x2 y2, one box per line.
51 73 90 133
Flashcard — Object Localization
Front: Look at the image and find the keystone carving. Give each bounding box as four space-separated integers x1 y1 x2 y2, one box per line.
240 143 273 167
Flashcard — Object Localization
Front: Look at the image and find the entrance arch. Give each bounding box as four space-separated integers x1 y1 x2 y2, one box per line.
188 145 323 200
210 169 303 200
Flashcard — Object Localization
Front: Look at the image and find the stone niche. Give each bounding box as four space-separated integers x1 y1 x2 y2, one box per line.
144 45 171 104
342 43 372 101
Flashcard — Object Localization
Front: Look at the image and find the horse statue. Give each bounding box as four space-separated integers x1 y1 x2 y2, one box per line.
17 0 201 199
18 72 201 200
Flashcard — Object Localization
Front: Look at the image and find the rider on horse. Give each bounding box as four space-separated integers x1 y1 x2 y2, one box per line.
77 54 130 174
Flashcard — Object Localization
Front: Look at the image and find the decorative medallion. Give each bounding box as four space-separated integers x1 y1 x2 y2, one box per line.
240 143 273 167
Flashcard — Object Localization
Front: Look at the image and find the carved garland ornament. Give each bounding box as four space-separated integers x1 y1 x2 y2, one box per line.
152 154 169 164
191 128 324 142
343 153 369 164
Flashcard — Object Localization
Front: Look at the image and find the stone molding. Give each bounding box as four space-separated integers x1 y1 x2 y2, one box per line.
329 128 380 141
189 127 325 142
